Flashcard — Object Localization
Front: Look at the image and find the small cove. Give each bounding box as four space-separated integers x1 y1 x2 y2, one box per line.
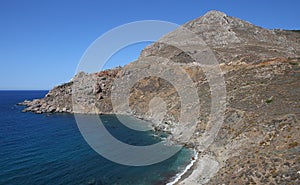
0 91 193 185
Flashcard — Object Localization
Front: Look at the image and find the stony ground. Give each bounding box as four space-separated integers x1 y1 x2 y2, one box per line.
205 58 300 185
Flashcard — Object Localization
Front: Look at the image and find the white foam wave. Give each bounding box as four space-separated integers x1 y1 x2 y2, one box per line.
166 149 198 185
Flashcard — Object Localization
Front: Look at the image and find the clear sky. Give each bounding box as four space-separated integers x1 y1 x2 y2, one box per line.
0 0 299 90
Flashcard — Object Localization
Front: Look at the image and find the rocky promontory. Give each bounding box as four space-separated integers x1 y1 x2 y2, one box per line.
20 11 300 185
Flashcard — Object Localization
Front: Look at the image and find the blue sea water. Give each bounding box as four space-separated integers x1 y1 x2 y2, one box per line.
0 91 192 185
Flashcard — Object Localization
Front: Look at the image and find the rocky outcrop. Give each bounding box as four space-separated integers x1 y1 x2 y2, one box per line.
19 81 73 114
20 11 300 185
20 68 121 114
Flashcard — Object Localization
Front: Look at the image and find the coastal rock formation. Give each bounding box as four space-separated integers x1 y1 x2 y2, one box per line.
20 68 121 114
20 11 300 184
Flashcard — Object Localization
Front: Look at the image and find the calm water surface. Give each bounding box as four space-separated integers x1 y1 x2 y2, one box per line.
0 91 192 185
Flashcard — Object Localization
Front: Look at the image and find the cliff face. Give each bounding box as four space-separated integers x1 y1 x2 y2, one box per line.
20 11 300 184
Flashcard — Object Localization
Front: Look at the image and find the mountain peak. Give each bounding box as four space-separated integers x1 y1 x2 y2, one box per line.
142 10 300 63
203 10 227 18
198 10 229 25
187 10 242 28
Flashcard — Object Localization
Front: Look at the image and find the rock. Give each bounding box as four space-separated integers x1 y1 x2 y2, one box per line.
48 107 56 112
93 82 102 94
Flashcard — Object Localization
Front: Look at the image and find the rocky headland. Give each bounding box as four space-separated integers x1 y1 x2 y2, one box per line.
20 11 300 184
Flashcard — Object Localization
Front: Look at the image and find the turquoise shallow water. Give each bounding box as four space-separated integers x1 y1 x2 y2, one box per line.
0 91 192 185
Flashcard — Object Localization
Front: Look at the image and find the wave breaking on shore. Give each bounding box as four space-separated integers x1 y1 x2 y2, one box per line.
166 149 199 185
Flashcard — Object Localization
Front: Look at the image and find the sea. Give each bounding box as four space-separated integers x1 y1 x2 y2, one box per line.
0 91 193 185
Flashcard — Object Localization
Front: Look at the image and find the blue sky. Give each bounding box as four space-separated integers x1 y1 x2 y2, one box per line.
0 0 299 90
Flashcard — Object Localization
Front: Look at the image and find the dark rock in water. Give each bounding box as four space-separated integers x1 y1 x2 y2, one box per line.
19 10 300 185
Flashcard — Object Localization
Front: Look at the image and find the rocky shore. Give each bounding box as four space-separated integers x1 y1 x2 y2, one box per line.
19 67 121 114
20 11 300 184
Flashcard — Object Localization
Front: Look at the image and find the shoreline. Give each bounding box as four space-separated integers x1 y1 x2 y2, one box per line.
166 149 199 185
19 104 202 185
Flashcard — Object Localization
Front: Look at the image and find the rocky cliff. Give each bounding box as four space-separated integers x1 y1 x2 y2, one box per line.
20 11 300 184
